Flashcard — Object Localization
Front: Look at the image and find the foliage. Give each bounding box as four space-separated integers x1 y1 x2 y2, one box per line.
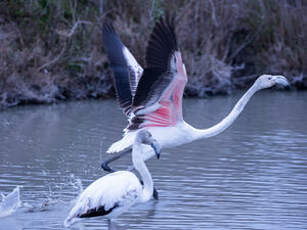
0 0 306 108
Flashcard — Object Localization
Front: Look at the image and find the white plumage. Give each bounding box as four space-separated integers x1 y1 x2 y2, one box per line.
64 171 140 226
106 74 289 162
64 130 160 227
101 16 289 172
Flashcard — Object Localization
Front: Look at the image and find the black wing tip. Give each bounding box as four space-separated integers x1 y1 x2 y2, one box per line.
102 21 125 52
158 13 177 49
151 14 178 49
78 203 119 218
101 20 133 112
133 13 178 107
145 13 178 69
102 21 116 36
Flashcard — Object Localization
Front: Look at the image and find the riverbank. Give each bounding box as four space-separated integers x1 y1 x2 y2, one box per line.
0 0 306 109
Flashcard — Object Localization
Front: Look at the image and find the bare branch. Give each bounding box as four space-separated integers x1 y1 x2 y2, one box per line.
99 0 104 16
209 0 218 26
37 43 66 71
56 20 92 37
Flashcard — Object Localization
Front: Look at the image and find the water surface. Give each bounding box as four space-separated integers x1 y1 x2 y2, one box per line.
0 91 307 229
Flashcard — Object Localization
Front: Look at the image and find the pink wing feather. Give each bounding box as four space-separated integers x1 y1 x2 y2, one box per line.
126 16 187 131
131 52 187 129
141 53 187 127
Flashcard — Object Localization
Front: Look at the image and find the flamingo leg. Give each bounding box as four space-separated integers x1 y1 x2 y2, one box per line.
101 150 131 172
107 219 118 230
153 187 159 200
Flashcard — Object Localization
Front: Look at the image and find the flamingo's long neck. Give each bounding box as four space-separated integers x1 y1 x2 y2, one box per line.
132 142 153 202
192 82 260 140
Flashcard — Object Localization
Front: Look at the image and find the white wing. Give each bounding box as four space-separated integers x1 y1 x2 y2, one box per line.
122 46 143 97
64 171 141 226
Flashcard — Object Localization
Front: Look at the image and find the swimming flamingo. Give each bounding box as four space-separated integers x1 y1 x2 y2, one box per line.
101 17 289 172
64 130 160 227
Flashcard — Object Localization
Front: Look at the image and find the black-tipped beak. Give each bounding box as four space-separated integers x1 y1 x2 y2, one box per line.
274 75 289 87
150 140 161 159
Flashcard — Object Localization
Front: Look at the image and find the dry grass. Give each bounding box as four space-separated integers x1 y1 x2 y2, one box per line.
0 0 306 108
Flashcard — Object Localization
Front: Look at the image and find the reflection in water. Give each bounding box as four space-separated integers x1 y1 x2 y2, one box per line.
0 92 307 229
108 220 120 230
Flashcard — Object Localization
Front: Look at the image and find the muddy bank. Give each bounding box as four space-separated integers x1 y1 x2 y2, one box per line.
0 0 306 109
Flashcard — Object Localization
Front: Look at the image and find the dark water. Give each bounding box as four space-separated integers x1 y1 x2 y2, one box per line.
0 91 306 230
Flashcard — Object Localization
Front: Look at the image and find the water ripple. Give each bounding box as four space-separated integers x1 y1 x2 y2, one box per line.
1 94 307 229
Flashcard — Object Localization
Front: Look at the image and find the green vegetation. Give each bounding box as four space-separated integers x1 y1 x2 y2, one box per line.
0 0 306 108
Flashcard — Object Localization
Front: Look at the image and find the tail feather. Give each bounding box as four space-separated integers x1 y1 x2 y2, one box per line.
64 215 77 227
64 199 84 227
106 133 136 154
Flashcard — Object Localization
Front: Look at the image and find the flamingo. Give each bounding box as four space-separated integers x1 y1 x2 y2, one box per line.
64 130 161 227
101 16 289 172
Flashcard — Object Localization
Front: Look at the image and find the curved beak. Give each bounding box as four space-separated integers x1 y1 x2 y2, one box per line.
150 139 161 159
273 75 289 87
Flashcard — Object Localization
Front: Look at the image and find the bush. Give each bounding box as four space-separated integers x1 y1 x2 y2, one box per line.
0 0 306 108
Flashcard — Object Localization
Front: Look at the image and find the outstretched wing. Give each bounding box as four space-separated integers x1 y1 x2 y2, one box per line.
127 16 187 131
102 23 143 116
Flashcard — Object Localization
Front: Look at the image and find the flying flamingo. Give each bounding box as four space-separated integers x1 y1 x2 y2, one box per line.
64 130 161 228
101 17 289 172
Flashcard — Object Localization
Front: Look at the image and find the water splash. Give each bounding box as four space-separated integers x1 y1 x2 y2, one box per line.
23 198 60 213
0 186 22 218
69 174 84 194
64 175 85 227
